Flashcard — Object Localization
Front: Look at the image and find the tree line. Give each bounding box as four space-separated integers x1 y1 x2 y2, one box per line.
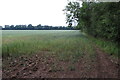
1 24 76 30
64 1 120 42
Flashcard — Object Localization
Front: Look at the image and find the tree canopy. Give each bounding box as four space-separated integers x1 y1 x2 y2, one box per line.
2 24 75 30
64 1 120 42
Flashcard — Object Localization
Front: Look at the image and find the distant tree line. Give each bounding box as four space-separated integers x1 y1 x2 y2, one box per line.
64 1 120 42
2 24 76 30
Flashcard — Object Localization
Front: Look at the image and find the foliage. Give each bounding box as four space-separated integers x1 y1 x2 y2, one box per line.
88 35 119 57
63 1 80 27
64 1 120 42
2 24 75 30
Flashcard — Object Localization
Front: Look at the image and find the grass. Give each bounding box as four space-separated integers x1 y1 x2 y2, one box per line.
2 30 95 63
68 65 75 71
88 35 119 58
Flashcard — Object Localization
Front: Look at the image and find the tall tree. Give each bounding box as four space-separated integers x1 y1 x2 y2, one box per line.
64 1 120 42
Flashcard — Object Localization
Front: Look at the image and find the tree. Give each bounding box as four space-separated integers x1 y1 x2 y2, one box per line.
28 24 34 29
63 1 80 27
64 1 120 42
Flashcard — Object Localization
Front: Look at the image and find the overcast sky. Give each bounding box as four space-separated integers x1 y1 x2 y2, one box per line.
0 0 69 27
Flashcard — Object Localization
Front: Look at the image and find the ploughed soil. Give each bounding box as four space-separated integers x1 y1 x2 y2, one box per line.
2 48 119 79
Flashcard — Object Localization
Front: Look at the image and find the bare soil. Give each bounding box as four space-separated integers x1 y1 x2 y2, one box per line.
2 48 119 79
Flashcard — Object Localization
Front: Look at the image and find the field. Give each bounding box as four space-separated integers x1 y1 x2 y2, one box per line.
2 30 118 78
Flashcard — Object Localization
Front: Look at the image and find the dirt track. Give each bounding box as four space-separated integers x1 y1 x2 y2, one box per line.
95 47 118 78
2 48 119 79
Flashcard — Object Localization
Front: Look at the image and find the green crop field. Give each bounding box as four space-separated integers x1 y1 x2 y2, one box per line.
2 30 95 61
2 30 118 78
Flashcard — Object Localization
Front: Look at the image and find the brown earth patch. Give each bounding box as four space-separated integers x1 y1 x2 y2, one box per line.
95 47 119 78
2 48 119 79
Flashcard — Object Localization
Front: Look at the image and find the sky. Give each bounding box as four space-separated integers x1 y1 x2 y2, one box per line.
0 0 69 27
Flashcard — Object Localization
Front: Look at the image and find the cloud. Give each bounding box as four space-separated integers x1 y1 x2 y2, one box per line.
0 0 68 26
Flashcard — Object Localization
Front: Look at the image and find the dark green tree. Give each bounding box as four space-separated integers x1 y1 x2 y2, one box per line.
64 1 120 42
